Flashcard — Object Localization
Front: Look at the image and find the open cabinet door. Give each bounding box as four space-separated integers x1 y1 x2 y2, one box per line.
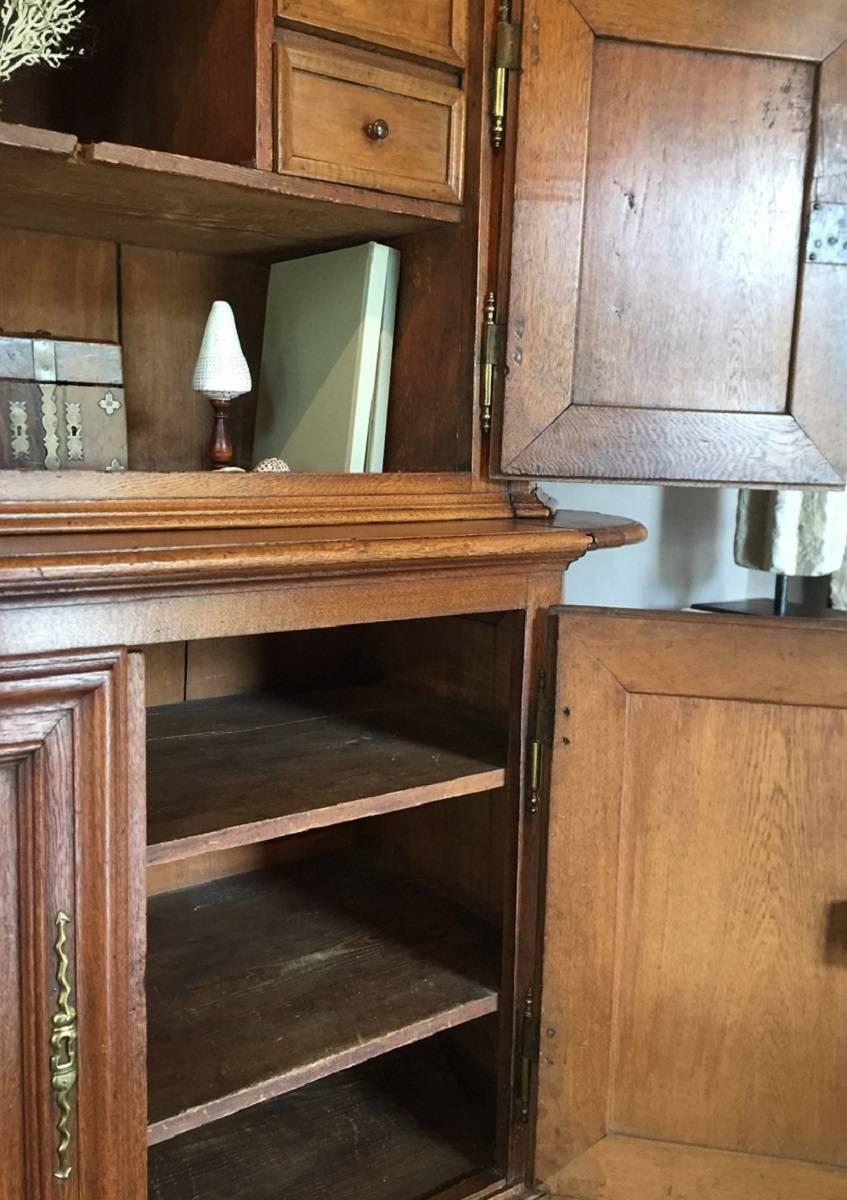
536 610 847 1199
498 0 847 486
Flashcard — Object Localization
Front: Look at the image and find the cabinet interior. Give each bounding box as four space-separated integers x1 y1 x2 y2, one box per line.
0 0 482 480
140 612 522 1200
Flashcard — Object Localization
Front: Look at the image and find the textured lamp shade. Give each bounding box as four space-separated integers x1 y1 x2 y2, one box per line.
192 301 252 400
735 489 847 577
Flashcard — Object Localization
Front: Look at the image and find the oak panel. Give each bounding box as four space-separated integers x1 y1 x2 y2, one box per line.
534 620 627 1181
793 42 847 474
569 0 847 60
816 40 847 202
499 2 847 484
499 0 593 467
574 43 811 413
537 610 847 1197
506 407 842 485
554 609 847 707
548 1134 847 1200
0 228 117 342
0 762 34 1200
614 695 847 1163
278 0 469 66
275 35 465 202
0 650 146 1200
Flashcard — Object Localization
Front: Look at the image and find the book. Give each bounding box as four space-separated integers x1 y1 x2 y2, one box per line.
254 242 400 472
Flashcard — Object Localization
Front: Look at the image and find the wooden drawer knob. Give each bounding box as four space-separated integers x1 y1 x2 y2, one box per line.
365 119 390 141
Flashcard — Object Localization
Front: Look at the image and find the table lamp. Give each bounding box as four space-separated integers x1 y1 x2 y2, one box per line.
193 301 252 470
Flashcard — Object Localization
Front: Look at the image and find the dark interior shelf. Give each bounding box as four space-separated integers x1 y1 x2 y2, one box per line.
146 686 506 864
0 123 461 259
148 1038 498 1200
146 857 500 1144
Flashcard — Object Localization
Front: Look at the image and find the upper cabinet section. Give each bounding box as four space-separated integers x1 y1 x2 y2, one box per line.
277 0 469 67
498 0 847 487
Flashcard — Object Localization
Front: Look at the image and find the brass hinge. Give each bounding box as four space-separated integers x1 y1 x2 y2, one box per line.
480 292 506 435
528 667 551 815
491 2 521 150
517 986 540 1124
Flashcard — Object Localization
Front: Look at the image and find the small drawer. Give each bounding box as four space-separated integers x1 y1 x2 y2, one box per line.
277 0 468 68
274 34 465 204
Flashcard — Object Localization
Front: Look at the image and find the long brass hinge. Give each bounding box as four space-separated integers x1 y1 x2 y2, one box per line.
528 667 551 815
517 986 540 1124
491 2 522 150
480 292 506 434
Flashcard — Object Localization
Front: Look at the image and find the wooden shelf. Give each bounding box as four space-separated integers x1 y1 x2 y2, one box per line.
146 686 506 863
0 123 461 259
148 1039 498 1200
146 857 500 1143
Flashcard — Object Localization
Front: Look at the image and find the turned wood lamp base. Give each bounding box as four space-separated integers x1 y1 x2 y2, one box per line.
208 396 235 470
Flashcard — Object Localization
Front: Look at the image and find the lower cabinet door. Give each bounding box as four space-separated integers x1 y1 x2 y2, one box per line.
536 610 847 1199
0 650 146 1200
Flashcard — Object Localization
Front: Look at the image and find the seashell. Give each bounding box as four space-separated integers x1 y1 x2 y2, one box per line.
253 456 291 473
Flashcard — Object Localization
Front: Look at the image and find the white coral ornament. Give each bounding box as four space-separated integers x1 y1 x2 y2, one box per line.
0 0 84 85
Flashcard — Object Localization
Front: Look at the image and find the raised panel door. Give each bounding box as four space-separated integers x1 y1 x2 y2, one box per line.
498 0 847 485
536 610 847 1199
0 650 146 1200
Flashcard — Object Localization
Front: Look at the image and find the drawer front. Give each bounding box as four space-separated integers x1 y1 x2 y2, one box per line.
277 0 468 67
275 36 465 203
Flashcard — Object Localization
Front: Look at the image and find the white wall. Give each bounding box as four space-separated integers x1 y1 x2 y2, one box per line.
541 483 774 609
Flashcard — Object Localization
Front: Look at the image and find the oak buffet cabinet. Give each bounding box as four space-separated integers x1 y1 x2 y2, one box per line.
1 2 846 1199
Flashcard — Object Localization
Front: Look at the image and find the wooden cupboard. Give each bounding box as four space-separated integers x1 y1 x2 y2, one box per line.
1 1 846 1199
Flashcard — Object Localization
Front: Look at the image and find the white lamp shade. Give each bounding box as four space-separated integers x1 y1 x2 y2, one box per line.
193 301 252 399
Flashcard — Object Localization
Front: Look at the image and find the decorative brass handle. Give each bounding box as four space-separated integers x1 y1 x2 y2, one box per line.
365 119 390 141
50 912 78 1181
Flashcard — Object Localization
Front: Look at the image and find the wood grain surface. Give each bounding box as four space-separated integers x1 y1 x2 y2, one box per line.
146 685 505 862
0 473 521 535
815 39 847 202
146 855 500 1141
499 0 593 468
0 124 459 261
119 246 268 472
275 34 465 202
149 1038 494 1200
548 1134 847 1200
536 609 847 1198
574 43 811 413
0 228 117 342
498 1 846 486
792 39 847 482
0 517 633 604
278 0 469 67
612 694 847 1164
568 0 847 60
505 407 842 485
95 0 263 166
0 650 147 1200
